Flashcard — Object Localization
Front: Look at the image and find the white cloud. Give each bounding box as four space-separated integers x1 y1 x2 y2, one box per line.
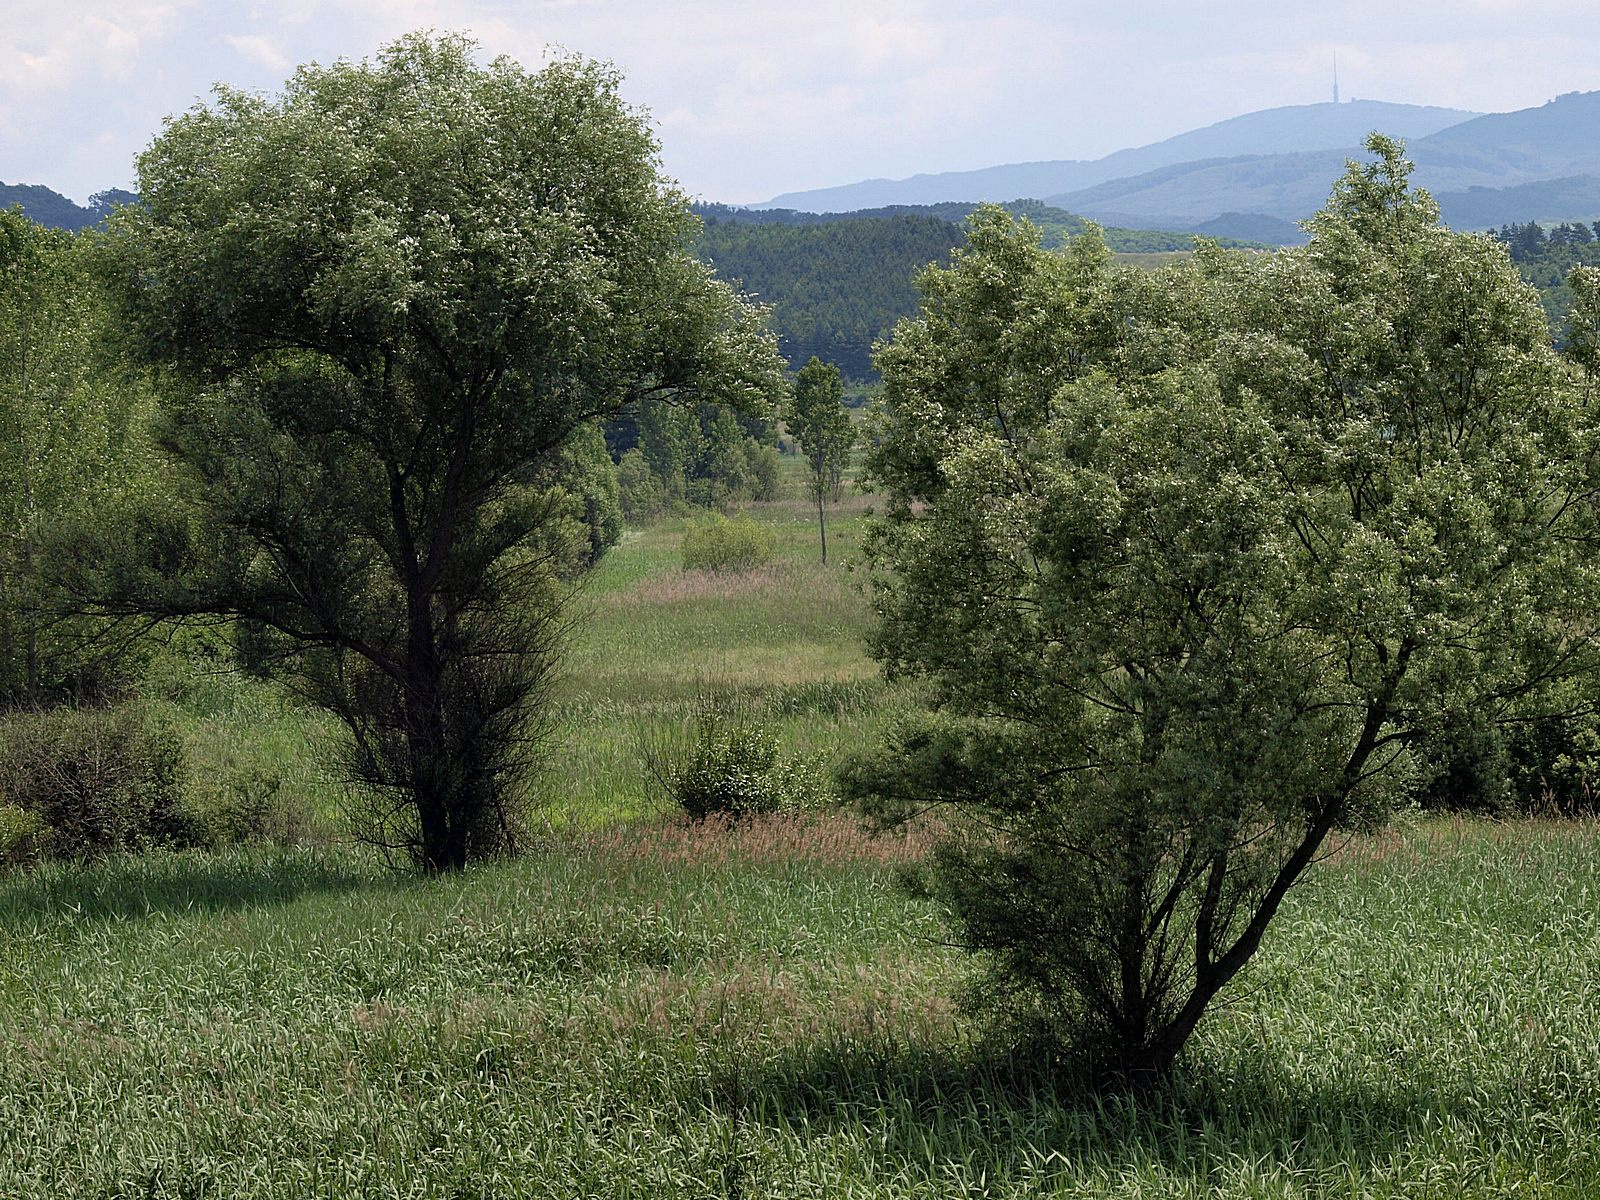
223 33 290 70
6 0 1600 205
3 14 142 90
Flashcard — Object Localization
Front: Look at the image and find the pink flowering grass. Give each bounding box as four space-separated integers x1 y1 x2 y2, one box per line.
607 561 796 606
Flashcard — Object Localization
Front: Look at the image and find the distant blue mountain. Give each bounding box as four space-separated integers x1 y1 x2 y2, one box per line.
758 100 1478 213
1045 91 1600 232
1421 92 1600 180
1435 176 1600 230
757 91 1600 243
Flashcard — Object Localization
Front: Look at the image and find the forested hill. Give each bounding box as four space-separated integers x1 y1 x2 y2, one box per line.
697 199 1261 252
0 183 137 230
1491 219 1600 336
691 202 1264 378
693 212 962 379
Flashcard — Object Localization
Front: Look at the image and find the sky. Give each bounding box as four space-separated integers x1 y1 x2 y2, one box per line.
5 0 1600 206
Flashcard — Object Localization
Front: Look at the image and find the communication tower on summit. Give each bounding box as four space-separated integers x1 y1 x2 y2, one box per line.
1333 53 1341 104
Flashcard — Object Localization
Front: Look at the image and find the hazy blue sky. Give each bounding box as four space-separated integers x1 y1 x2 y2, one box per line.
5 1 1600 205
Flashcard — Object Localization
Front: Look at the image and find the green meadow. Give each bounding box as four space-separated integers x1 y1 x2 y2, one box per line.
546 486 906 825
4 484 1600 1198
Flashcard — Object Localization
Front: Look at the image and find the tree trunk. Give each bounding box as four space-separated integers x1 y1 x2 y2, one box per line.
406 687 474 872
1109 660 1410 1085
817 490 828 565
402 567 467 872
406 669 466 873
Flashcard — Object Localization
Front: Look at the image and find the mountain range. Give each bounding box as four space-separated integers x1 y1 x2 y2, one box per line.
760 92 1600 242
9 90 1599 248
761 100 1478 211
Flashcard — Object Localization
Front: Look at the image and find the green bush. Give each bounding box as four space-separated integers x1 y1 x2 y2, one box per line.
186 761 319 848
0 703 193 860
0 804 45 866
1418 709 1600 816
652 701 831 819
744 438 784 501
680 514 776 573
1416 713 1511 814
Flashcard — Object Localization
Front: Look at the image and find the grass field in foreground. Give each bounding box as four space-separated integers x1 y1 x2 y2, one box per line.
2 816 1598 1197
8 473 1600 1195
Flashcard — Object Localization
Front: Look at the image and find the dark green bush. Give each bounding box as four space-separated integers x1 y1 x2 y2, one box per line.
680 514 776 573
1415 713 1511 814
1417 710 1600 816
651 701 830 819
1507 715 1600 815
0 703 193 860
0 804 45 866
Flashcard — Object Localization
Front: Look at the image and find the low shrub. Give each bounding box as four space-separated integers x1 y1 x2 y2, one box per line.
680 514 776 573
186 761 318 848
0 703 193 860
0 805 45 866
650 699 831 819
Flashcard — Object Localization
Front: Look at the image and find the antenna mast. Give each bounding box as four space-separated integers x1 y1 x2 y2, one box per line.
1333 52 1341 104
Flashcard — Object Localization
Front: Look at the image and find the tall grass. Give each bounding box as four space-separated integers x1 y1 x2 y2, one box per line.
7 469 1599 1194
2 817 1598 1196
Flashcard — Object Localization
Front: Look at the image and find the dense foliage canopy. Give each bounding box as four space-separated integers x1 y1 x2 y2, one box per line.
695 214 961 380
0 209 157 708
848 137 1600 1080
93 34 784 870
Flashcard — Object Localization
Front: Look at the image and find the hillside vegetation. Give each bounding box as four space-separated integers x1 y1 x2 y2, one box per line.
693 213 962 380
0 183 137 230
691 202 1262 378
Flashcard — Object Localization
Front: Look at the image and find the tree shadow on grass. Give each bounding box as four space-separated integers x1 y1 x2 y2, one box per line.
702 1035 1544 1191
0 847 403 930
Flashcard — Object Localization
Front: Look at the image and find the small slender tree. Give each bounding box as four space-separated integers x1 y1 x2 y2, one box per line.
0 210 158 708
848 138 1600 1082
91 34 784 871
787 357 854 563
